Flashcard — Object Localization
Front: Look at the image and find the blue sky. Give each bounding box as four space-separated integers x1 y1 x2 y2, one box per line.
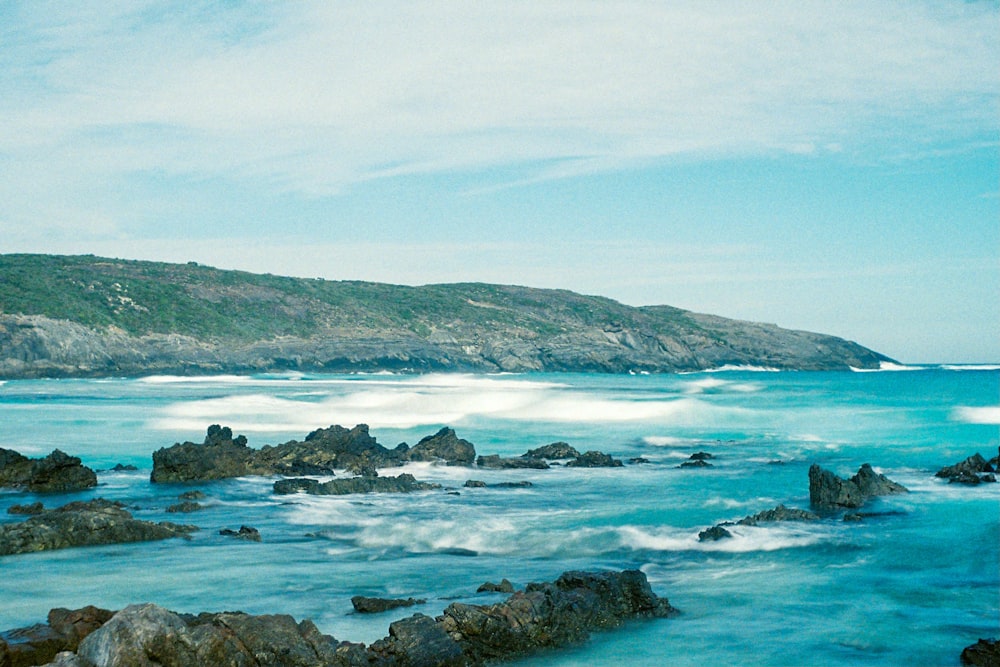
1 1 997 362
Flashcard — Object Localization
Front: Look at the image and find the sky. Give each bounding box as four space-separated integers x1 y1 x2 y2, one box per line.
1 1 997 363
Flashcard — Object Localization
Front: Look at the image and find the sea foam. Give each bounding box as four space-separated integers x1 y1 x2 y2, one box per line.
952 406 1000 425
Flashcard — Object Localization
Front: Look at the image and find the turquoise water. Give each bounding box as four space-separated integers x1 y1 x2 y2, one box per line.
1 367 997 665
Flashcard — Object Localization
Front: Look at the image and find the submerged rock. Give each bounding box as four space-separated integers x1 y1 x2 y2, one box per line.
477 454 549 470
0 498 197 556
273 473 440 496
0 448 97 493
565 451 623 468
219 525 261 542
699 504 820 541
2 569 676 667
808 463 908 509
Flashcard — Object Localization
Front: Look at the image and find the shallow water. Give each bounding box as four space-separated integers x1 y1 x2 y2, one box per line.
1 367 997 665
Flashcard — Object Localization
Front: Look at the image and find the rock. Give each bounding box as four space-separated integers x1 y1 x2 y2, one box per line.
165 501 203 513
463 480 487 488
936 453 997 485
177 491 206 501
689 452 714 461
351 596 425 614
961 638 1000 666
477 579 515 593
219 526 261 542
273 473 440 496
0 606 113 666
737 504 820 526
565 451 623 468
109 464 138 472
522 442 580 460
8 501 44 515
629 457 650 464
808 463 908 509
150 425 256 483
698 524 733 541
0 498 197 556
369 613 466 667
476 454 549 470
679 459 713 468
493 481 533 488
404 427 476 466
0 448 98 493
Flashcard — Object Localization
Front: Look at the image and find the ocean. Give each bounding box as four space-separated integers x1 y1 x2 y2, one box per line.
1 366 997 666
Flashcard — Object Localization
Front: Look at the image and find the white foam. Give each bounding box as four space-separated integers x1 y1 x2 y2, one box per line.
850 361 924 372
952 406 1000 425
617 523 830 553
702 365 781 373
940 364 1000 371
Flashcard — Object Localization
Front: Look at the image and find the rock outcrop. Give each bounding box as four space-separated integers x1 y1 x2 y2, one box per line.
522 442 580 460
273 474 440 496
0 499 197 556
0 569 676 667
808 463 908 509
476 454 550 470
152 424 476 483
565 451 623 468
699 504 820 541
0 605 113 666
936 453 997 485
961 638 1000 666
0 448 97 493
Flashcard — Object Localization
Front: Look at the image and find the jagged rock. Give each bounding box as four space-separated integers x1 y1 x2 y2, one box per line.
522 442 580 460
177 491 206 501
961 638 1000 666
476 454 549 470
0 498 197 556
150 425 256 483
109 464 138 472
219 526 261 542
936 453 997 485
737 504 820 526
689 452 714 461
679 459 713 469
565 451 623 468
8 501 44 515
698 524 733 541
3 569 675 667
404 428 476 465
273 473 440 496
808 463 908 509
0 606 113 666
477 579 515 593
0 448 98 493
351 596 425 614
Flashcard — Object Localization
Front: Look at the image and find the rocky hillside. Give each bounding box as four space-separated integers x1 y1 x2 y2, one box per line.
0 254 891 378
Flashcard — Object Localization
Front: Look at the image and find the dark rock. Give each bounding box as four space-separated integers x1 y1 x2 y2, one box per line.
219 526 261 542
698 524 733 541
937 453 997 485
961 638 1000 666
369 613 466 667
109 464 138 472
0 498 197 556
566 451 623 468
493 481 533 488
477 578 515 593
0 606 112 666
842 510 908 522
8 502 44 515
809 463 908 509
166 501 203 513
689 452 714 460
47 607 115 651
273 473 440 496
522 442 580 460
177 491 206 501
0 448 97 493
679 459 713 468
351 596 425 614
629 457 650 464
463 480 487 488
477 454 549 470
404 428 476 466
737 504 820 526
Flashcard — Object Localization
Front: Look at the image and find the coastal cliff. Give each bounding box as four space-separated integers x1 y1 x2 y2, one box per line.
0 254 891 378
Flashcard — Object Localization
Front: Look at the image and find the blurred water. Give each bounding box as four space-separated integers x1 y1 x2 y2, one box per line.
1 367 997 665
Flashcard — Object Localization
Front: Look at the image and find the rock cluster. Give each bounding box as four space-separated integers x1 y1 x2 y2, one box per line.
0 448 97 493
699 504 820 541
151 425 476 483
0 499 197 556
808 463 908 509
935 452 998 485
0 569 676 667
273 474 440 496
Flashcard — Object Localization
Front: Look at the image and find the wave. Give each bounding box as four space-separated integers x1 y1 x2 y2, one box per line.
939 364 1000 371
681 378 764 394
697 365 782 373
952 406 1000 425
850 362 925 373
616 524 830 553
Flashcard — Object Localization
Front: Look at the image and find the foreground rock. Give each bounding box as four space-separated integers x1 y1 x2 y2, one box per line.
0 605 113 666
808 463 908 509
936 453 997 485
0 499 197 556
1 569 675 667
152 424 476 483
0 448 97 493
699 504 820 541
961 638 1000 666
273 473 440 496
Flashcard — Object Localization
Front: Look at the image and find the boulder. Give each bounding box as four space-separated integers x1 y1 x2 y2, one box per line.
404 428 476 466
219 526 261 542
961 638 1000 666
273 473 440 496
351 596 425 614
809 463 908 509
698 525 733 541
0 606 112 666
477 579 515 594
565 451 623 468
0 448 97 493
679 459 713 469
476 454 549 470
522 442 580 460
0 498 197 556
936 453 997 485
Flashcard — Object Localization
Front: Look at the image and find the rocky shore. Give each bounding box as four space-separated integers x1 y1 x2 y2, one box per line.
0 569 677 667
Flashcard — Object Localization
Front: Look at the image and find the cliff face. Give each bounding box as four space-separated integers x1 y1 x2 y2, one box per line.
0 254 891 378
